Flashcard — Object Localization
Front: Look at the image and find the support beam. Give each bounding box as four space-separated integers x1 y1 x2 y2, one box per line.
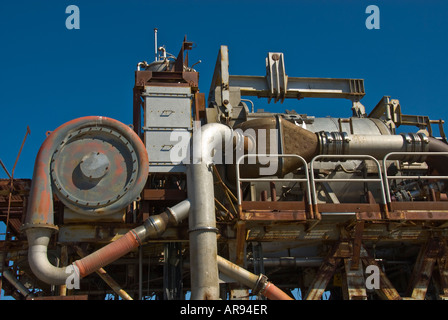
343 258 367 300
229 75 365 101
361 247 402 300
304 243 342 300
350 221 365 271
406 239 441 300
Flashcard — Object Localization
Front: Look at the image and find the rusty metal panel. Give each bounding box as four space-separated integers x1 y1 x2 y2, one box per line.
241 200 306 211
241 210 307 221
142 189 187 201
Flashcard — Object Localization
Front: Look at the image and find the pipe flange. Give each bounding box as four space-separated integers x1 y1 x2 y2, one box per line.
252 274 268 296
21 222 59 232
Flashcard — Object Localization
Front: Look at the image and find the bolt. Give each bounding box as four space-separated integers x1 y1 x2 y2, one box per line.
223 99 229 105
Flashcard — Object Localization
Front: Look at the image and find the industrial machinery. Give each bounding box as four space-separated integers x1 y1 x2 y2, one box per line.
2 33 448 300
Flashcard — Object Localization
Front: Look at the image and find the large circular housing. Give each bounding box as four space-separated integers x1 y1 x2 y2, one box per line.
48 117 148 216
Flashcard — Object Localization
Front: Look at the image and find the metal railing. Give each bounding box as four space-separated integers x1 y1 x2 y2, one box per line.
235 154 311 206
236 152 448 211
309 154 387 206
382 152 448 203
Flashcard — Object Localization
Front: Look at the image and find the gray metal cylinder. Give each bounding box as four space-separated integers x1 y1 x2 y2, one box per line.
187 123 234 300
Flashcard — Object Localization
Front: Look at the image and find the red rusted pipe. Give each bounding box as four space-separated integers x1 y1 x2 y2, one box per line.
75 229 142 278
262 282 294 300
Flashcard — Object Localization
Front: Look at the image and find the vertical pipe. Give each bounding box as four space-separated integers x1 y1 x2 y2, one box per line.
187 123 235 300
139 246 143 300
270 182 277 201
187 163 220 300
154 28 158 61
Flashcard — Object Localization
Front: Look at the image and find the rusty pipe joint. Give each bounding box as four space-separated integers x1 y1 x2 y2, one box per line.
142 199 191 238
252 274 269 296
216 255 293 300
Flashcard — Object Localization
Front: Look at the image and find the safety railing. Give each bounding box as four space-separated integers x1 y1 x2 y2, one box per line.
235 151 448 220
235 154 312 207
382 152 448 204
309 154 387 207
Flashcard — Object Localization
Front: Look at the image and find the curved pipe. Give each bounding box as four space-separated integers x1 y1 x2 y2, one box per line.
27 199 190 286
427 137 448 177
187 123 241 300
23 116 149 229
22 116 152 286
217 255 293 300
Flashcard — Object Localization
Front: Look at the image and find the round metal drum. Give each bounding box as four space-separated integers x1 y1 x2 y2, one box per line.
50 126 141 216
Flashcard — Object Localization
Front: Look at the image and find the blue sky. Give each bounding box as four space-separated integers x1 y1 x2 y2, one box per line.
1 0 448 179
1 0 448 298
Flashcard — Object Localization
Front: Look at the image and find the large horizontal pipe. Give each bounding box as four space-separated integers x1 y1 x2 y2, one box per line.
318 131 430 161
217 255 293 300
248 257 323 268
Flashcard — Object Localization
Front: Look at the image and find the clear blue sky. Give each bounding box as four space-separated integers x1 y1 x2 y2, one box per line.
1 0 448 298
1 0 448 179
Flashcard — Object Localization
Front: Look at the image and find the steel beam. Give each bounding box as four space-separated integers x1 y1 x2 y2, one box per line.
229 75 365 100
343 258 367 300
360 247 402 300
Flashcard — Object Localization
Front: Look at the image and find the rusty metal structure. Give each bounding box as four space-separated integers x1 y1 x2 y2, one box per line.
2 32 448 300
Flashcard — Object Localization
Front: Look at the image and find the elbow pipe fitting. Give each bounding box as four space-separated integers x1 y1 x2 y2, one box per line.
143 199 191 238
22 116 151 285
188 123 236 300
26 199 190 285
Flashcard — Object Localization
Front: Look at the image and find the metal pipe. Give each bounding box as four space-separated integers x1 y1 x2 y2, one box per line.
217 256 293 300
187 123 238 300
427 137 448 177
26 199 190 286
21 116 151 285
248 257 323 268
154 28 158 61
21 116 191 286
75 247 133 300
2 270 35 298
318 131 429 160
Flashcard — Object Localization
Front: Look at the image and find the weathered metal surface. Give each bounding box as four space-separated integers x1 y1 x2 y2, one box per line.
142 189 187 201
361 248 402 300
343 258 367 300
305 243 341 300
406 238 442 299
4 39 448 301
